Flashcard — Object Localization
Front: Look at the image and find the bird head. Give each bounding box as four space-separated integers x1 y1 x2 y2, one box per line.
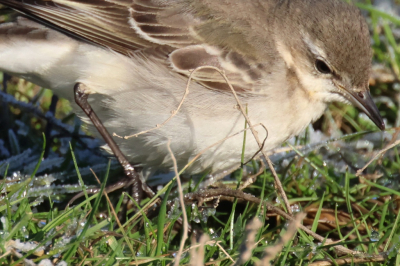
273 0 384 130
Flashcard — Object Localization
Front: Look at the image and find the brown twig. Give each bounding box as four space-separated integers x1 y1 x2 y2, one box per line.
167 140 189 266
183 188 364 256
189 235 210 266
239 160 266 190
256 213 306 266
356 139 400 176
308 255 387 266
234 218 263 265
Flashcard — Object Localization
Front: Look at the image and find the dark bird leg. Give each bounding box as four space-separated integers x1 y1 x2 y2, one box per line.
44 94 58 159
68 82 155 207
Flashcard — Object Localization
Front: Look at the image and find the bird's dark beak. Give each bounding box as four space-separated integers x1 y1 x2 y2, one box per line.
346 89 385 130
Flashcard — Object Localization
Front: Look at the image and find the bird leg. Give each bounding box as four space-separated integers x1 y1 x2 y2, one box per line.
71 82 155 206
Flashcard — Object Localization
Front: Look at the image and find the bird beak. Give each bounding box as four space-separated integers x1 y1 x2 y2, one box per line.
343 88 385 130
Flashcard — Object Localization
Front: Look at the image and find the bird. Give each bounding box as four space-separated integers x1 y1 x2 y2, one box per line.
0 0 384 180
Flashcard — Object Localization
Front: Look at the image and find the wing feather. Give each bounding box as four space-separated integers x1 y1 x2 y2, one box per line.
0 0 264 93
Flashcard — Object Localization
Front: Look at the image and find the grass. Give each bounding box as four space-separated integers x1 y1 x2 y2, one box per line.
1 1 400 265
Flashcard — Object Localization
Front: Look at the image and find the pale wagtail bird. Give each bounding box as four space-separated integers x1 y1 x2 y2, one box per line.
0 0 384 197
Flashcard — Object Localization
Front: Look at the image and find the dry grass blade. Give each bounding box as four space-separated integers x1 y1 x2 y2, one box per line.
183 188 362 256
308 255 387 266
356 139 400 176
256 213 306 266
167 140 189 266
234 218 263 265
89 168 136 254
189 235 210 266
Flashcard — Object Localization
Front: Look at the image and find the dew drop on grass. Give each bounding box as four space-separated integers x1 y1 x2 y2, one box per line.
370 230 380 242
208 228 219 239
167 198 181 220
21 226 29 238
38 220 46 228
281 159 289 168
290 204 300 213
200 207 216 223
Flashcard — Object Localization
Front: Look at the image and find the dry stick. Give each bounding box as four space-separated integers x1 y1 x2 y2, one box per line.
307 256 386 266
215 242 235 263
183 188 382 256
239 160 266 190
243 123 269 165
179 240 215 254
189 235 210 266
166 140 189 266
176 240 234 264
356 139 400 176
77 255 89 266
266 145 304 156
0 250 11 260
387 126 400 146
2 248 37 266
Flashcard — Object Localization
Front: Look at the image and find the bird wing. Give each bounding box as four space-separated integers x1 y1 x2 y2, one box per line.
0 0 268 92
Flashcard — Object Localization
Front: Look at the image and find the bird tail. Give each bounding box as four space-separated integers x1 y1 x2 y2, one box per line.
0 16 80 94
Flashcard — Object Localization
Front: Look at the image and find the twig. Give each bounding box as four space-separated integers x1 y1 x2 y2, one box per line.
183 188 363 256
1 248 37 266
168 240 230 266
167 140 189 266
242 124 269 165
356 139 400 176
189 235 210 266
216 242 235 263
307 255 387 266
239 160 266 190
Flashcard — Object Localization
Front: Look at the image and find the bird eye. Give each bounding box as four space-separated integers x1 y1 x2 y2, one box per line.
315 59 332 74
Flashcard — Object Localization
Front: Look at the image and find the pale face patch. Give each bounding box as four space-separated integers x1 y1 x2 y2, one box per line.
275 38 346 104
275 40 295 68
